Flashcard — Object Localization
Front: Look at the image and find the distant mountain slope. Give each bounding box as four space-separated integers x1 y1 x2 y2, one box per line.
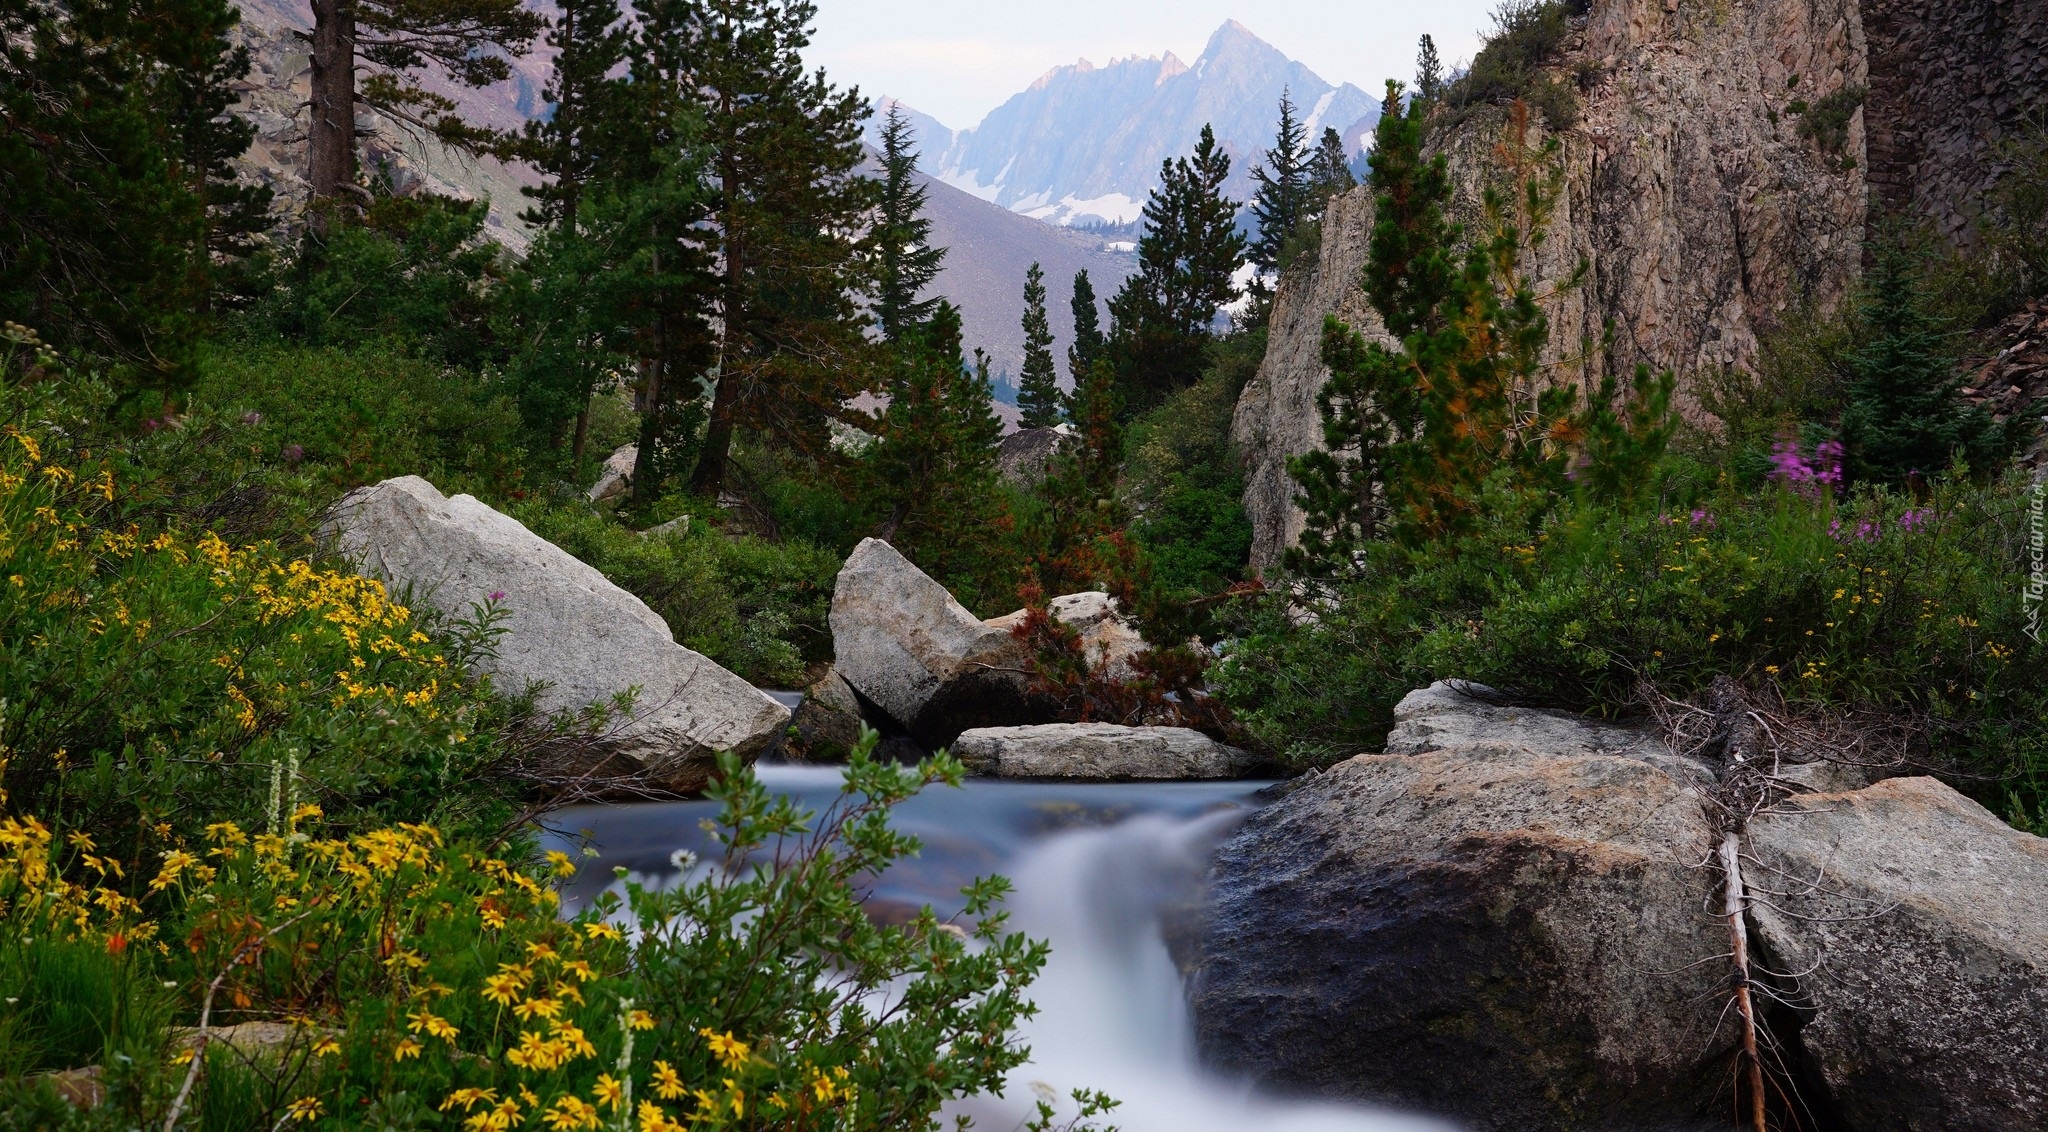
873 21 1380 227
907 157 1137 388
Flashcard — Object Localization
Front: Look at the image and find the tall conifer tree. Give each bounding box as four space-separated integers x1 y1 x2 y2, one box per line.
305 0 543 206
1107 124 1244 411
2 0 259 387
638 0 876 499
1068 269 1105 387
873 104 945 347
1307 127 1356 217
1249 90 1311 274
1017 262 1062 428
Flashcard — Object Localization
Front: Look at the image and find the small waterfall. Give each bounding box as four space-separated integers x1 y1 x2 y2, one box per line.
950 811 1453 1132
547 769 1455 1131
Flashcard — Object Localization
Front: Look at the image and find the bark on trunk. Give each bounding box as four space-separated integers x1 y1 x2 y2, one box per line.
308 0 359 207
631 250 666 508
687 142 743 499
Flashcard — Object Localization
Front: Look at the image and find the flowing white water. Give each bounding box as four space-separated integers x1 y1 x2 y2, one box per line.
950 812 1454 1132
546 769 1455 1131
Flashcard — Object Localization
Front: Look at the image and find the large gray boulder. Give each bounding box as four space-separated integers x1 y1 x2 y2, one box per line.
996 426 1067 487
1188 682 2048 1131
327 476 787 790
1187 684 1735 1131
953 723 1256 779
586 444 637 503
1748 777 2048 1130
828 538 1040 746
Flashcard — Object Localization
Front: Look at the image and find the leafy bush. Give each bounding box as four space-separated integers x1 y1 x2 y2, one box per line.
1123 335 1257 598
1218 468 2047 826
248 195 507 370
1444 1 1582 129
1792 85 1865 156
0 733 1071 1130
514 503 838 688
1 371 522 860
190 340 527 504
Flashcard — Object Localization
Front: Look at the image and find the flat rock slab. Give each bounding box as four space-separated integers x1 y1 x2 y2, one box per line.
952 723 1257 779
327 476 787 790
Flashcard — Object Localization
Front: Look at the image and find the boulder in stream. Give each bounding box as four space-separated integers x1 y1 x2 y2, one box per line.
326 476 788 790
1187 681 2048 1131
1747 776 2048 1130
953 723 1257 779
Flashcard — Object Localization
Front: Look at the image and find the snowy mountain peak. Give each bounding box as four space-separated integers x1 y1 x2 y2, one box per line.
869 21 1380 228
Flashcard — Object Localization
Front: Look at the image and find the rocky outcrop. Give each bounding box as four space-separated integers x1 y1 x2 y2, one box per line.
1748 777 2048 1130
996 426 1067 488
1235 0 2044 570
1186 682 2048 1130
787 666 866 759
587 445 637 504
326 476 788 789
828 538 1040 746
953 723 1257 779
1232 184 1385 568
983 590 1145 681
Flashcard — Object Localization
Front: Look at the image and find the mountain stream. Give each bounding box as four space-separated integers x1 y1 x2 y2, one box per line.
544 765 1452 1131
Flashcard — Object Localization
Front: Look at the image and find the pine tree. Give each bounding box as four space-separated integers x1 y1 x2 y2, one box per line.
1 0 257 388
1840 245 2005 484
1107 124 1246 411
1017 262 1062 427
873 104 946 347
864 301 1010 603
1306 127 1356 217
1067 269 1105 387
635 0 877 499
306 0 542 207
1288 89 1603 571
1415 35 1445 107
517 0 632 231
1249 90 1312 274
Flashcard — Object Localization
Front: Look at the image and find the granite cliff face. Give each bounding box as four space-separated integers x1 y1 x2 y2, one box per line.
1234 0 2044 571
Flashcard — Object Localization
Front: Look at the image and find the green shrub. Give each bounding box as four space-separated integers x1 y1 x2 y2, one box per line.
1219 467 2047 826
514 503 838 687
1793 85 1865 155
1445 1 1582 129
1123 333 1258 598
0 735 1069 1131
1 372 523 857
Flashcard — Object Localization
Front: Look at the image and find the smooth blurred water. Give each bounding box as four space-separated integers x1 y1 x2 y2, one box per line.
543 766 1453 1132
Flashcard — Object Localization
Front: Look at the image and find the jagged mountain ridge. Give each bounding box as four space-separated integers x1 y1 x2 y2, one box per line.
875 20 1381 226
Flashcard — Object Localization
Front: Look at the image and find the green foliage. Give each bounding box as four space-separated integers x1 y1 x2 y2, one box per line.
0 732 1070 1131
1067 270 1106 387
252 195 509 370
1839 245 2007 484
1124 331 1258 598
1986 112 2048 301
1017 262 1063 428
1444 0 1582 130
1249 91 1313 275
0 934 174 1075
1108 125 1246 413
1223 468 2047 822
0 0 255 392
860 305 1018 613
1291 91 1617 573
0 369 524 861
1306 126 1357 216
184 339 526 522
514 503 837 687
1792 85 1865 156
871 105 947 345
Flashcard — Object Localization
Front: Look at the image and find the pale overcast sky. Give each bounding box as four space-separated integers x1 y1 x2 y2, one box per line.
806 1 1505 131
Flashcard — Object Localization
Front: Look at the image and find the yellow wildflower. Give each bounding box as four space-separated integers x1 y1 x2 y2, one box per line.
594 1075 625 1111
700 1029 750 1070
651 1061 686 1101
393 1037 423 1061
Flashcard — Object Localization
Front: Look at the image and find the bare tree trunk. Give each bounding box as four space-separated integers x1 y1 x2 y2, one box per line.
1720 833 1769 1132
688 144 743 500
307 0 359 208
630 249 665 507
571 404 590 465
